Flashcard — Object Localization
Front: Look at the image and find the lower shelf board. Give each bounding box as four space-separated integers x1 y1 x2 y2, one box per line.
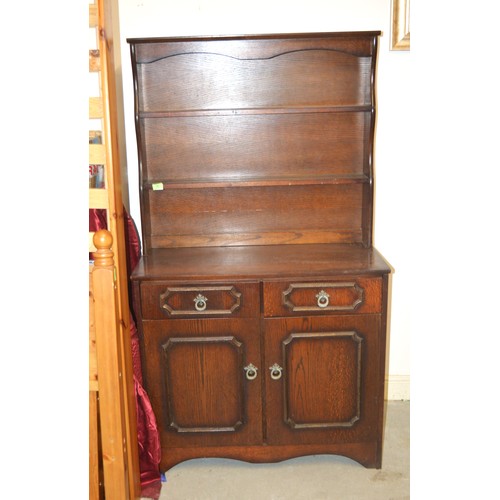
160 440 382 472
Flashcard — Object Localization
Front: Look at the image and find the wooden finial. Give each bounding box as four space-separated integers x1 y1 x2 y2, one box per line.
92 229 114 267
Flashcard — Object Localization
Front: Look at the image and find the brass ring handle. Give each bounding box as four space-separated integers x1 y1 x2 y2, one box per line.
194 294 208 312
269 363 283 380
316 290 330 308
244 363 258 381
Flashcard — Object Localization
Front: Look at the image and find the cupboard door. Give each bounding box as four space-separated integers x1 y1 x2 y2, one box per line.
141 318 262 448
263 315 382 445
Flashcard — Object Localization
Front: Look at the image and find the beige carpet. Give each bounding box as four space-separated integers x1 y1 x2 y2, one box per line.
145 401 410 500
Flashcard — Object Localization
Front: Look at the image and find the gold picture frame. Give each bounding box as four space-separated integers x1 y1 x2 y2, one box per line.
391 0 410 50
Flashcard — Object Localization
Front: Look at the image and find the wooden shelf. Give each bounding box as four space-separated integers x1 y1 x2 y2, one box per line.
139 105 373 119
144 174 370 190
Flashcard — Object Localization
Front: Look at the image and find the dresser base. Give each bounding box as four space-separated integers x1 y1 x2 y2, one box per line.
161 441 382 472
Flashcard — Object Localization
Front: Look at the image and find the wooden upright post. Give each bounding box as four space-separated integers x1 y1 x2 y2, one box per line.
92 230 130 500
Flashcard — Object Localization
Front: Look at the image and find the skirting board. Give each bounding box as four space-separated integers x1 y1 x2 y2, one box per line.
386 374 410 400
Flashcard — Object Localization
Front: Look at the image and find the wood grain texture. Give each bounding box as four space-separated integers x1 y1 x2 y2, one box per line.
141 319 263 450
142 112 369 182
163 336 245 431
89 391 103 499
89 97 103 119
89 49 100 72
150 229 363 249
137 50 371 112
283 331 362 427
129 32 390 473
89 143 106 164
89 188 109 209
264 315 381 446
131 244 391 282
263 277 382 317
90 1 140 494
89 268 98 390
130 32 380 63
91 238 130 499
159 440 381 471
130 32 378 252
146 184 364 248
139 282 260 320
89 4 98 28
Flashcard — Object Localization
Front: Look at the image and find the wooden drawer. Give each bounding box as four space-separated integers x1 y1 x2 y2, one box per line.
140 282 260 319
263 278 382 317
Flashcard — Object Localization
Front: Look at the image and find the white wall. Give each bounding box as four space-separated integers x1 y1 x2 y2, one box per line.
116 0 411 398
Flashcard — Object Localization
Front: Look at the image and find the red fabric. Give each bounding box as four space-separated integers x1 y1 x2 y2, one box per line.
123 212 141 278
89 209 162 498
135 378 162 499
129 315 144 386
88 208 107 233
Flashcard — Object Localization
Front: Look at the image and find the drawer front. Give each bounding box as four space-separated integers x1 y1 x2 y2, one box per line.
263 278 382 317
140 282 260 319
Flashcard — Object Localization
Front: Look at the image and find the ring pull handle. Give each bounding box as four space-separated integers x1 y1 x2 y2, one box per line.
269 363 283 380
194 294 208 312
244 363 258 381
316 290 330 308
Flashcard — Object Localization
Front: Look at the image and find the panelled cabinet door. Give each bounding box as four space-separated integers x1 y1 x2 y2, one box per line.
263 315 381 445
142 318 262 448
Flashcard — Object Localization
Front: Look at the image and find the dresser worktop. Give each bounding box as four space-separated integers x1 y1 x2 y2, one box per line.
131 244 391 282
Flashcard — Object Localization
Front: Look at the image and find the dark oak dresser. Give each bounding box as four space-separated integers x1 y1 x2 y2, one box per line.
128 31 392 472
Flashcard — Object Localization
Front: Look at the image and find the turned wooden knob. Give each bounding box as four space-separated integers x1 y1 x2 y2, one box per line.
92 229 114 267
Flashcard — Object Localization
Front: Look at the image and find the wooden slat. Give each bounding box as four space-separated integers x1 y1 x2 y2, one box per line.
89 4 98 28
90 97 103 119
90 49 101 72
90 144 106 164
89 188 108 209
